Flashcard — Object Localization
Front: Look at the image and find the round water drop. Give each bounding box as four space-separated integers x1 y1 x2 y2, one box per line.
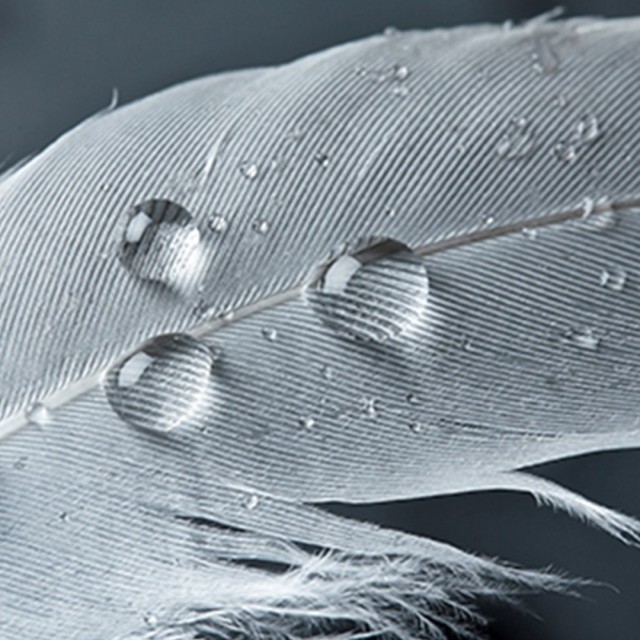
26 403 50 425
239 162 259 180
308 239 429 342
120 199 201 287
208 214 228 233
298 416 315 429
261 327 278 342
105 334 215 433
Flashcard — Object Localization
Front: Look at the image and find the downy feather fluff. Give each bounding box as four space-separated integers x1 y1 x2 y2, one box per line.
1 13 640 639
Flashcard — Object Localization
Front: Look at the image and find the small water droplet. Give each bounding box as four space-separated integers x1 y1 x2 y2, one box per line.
383 26 399 37
105 334 215 433
392 64 409 81
26 403 49 425
239 162 258 180
600 266 627 292
522 227 538 240
565 327 600 351
581 197 595 218
362 398 378 419
252 219 270 235
321 365 334 380
495 116 536 159
120 200 201 287
59 511 69 522
308 239 429 342
531 36 559 75
409 421 423 433
315 153 330 168
298 416 315 429
555 114 600 163
208 214 228 233
483 215 495 227
406 393 420 406
244 494 259 510
144 614 158 628
261 327 278 342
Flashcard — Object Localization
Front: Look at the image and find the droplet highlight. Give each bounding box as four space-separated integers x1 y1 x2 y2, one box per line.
105 334 215 432
308 239 429 342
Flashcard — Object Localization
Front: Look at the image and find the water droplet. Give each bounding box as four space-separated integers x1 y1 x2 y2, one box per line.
483 215 495 227
105 334 215 433
409 421 423 433
252 219 270 235
144 614 158 628
531 37 559 75
244 494 259 510
406 393 420 406
495 116 536 159
321 365 334 380
362 398 378 419
26 403 49 425
554 94 568 108
120 200 201 287
600 266 627 292
522 227 538 240
581 196 595 218
315 153 330 168
261 327 278 342
392 64 409 81
298 416 315 429
564 327 600 351
383 26 399 37
208 214 228 233
59 511 69 522
308 239 429 342
239 162 258 180
555 115 600 163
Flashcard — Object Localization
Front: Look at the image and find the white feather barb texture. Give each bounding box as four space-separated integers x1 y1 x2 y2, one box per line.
1 13 640 639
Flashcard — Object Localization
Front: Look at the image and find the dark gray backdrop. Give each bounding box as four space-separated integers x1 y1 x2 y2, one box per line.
1 2 639 639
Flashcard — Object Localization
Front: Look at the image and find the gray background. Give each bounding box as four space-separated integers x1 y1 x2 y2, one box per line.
1 1 639 638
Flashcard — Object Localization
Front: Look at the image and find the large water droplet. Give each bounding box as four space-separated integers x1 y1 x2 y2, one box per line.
120 200 201 287
308 240 429 342
495 116 536 159
105 334 215 432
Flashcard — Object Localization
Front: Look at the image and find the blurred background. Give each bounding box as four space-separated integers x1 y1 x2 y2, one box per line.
1 1 639 638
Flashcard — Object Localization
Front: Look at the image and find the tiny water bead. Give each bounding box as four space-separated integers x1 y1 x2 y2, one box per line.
495 116 536 159
26 403 49 426
554 114 600 164
105 334 216 433
600 266 627 292
307 239 429 342
120 199 201 286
